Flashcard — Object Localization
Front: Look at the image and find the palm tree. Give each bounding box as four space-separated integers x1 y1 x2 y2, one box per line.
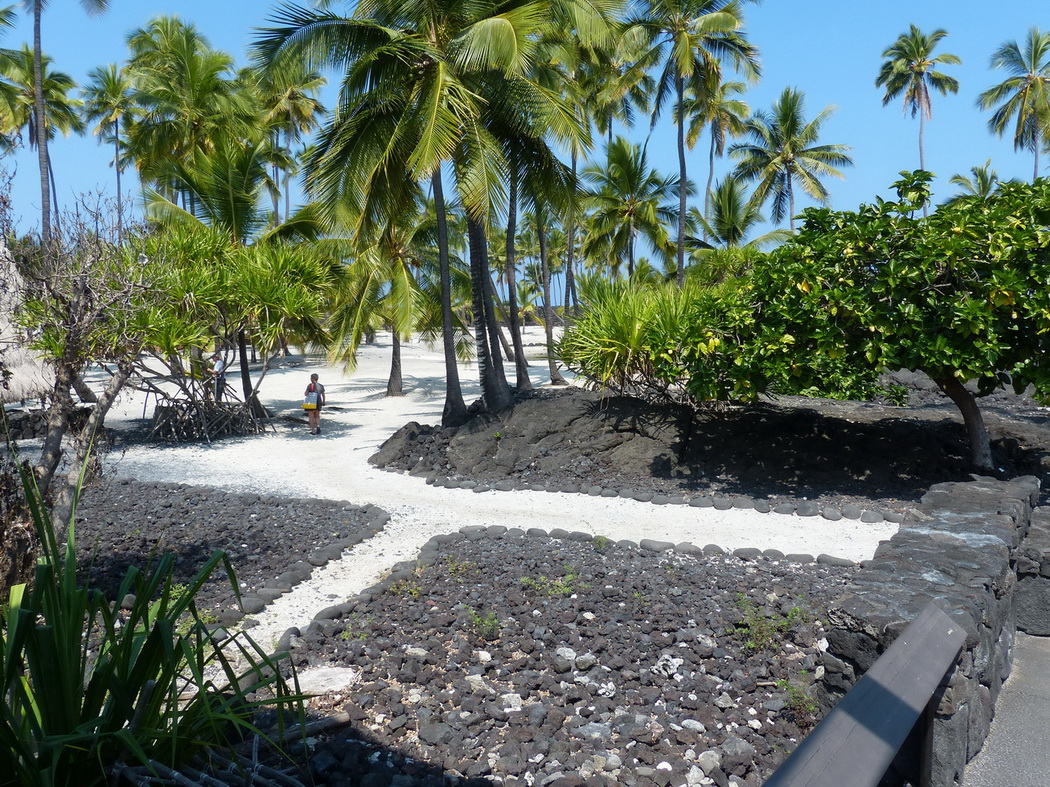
80 63 136 238
2 45 84 229
630 0 759 286
730 86 853 231
946 159 1009 202
978 27 1050 182
252 59 325 223
23 0 108 241
688 175 788 248
683 77 748 241
125 16 257 202
876 25 960 179
255 0 602 421
582 136 680 278
0 6 19 151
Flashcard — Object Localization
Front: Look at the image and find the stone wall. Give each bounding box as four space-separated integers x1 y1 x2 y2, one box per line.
3 407 46 440
817 475 1040 787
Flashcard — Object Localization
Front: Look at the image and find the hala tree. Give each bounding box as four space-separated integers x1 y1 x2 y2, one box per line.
682 171 1050 471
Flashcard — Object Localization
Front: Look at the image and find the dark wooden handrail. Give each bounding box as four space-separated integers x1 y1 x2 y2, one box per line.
765 602 966 787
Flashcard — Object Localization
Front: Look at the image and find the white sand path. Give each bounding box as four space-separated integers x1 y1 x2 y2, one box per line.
99 332 898 650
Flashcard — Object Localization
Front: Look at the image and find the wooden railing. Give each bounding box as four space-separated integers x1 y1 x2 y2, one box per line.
765 603 966 787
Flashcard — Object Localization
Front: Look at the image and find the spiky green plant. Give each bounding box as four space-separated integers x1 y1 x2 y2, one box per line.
0 466 306 786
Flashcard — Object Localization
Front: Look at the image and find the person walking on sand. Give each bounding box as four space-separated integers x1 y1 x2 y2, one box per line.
305 373 326 435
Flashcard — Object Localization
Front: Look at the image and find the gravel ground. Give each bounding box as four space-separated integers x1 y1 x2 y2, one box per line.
284 531 856 787
61 357 1050 787
72 478 388 627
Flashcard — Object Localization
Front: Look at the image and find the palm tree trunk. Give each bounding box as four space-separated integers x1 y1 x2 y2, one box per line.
481 238 510 386
114 119 123 240
432 170 468 426
628 220 636 278
285 126 293 221
705 135 716 244
467 214 512 412
919 114 928 218
505 174 531 390
675 73 687 288
32 2 50 243
387 328 404 396
48 158 61 235
787 173 796 232
537 221 566 385
565 149 579 317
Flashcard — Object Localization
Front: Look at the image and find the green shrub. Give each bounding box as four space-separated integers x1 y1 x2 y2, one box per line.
0 467 306 786
465 606 501 641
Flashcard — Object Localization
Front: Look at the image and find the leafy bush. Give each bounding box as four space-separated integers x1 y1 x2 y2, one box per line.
0 468 306 786
558 277 702 403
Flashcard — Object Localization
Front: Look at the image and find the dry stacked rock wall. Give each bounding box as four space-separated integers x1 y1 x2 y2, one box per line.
1015 508 1050 636
817 475 1040 787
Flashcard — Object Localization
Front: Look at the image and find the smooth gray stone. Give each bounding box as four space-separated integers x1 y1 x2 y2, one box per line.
702 544 726 555
713 497 733 510
796 501 820 517
821 507 843 521
841 504 864 520
652 494 670 505
495 480 515 491
526 527 548 538
600 488 618 498
472 484 491 493
618 488 635 499
816 554 856 567
763 549 786 561
690 496 714 508
587 485 604 496
754 500 771 513
785 553 815 564
639 538 675 553
731 496 754 510
675 542 703 555
549 528 571 539
773 502 795 515
861 510 885 523
733 547 762 560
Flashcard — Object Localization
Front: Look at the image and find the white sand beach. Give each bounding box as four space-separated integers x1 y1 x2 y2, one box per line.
98 330 899 649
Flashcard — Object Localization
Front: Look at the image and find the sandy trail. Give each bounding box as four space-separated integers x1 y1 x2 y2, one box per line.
99 332 898 649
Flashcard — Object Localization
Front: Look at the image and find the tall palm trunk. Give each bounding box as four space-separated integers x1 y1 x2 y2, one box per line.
285 125 293 220
466 214 512 412
787 172 796 232
537 222 565 385
32 2 50 242
432 170 468 426
387 329 404 396
919 113 928 218
505 174 531 390
705 134 716 243
627 219 636 278
564 149 579 317
114 118 123 239
675 73 687 287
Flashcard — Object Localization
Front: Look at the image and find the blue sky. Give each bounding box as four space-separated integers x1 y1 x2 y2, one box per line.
2 0 1046 234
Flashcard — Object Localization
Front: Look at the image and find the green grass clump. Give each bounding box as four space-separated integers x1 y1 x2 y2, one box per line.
0 466 307 786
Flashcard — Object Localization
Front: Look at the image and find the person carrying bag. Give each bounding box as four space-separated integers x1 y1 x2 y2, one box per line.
303 373 326 434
